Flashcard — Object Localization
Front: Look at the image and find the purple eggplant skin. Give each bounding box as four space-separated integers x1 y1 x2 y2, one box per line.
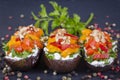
44 54 81 73
4 50 42 71
84 57 118 72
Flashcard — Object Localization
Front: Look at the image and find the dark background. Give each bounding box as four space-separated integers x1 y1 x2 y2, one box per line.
0 0 120 80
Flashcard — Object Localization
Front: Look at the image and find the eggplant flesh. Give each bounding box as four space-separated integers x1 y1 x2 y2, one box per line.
4 50 41 71
44 54 81 73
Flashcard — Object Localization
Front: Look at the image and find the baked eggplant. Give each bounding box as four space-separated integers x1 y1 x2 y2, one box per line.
79 29 118 71
43 29 81 73
3 25 44 71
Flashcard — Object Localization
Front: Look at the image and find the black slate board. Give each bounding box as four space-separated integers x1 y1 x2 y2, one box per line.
0 0 120 80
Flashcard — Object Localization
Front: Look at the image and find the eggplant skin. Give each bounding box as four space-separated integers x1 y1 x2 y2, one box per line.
44 54 81 73
4 50 41 71
84 58 117 71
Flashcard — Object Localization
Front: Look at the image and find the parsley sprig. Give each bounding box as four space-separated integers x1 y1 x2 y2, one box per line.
32 1 94 36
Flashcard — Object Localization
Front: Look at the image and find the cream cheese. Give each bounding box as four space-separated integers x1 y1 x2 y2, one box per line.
89 57 114 67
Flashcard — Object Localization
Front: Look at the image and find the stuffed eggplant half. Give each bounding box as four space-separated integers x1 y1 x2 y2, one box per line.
3 25 43 71
80 29 118 71
44 29 81 72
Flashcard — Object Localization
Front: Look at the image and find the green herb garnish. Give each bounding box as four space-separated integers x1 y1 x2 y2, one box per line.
11 49 31 58
32 1 94 36
2 42 9 51
46 53 54 60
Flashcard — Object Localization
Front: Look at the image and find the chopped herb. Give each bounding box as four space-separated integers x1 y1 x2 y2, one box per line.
2 42 9 51
86 56 93 63
46 53 54 60
11 49 31 58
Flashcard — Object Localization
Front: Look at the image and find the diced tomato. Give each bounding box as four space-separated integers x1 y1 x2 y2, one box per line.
93 53 109 60
22 38 34 48
93 54 101 60
50 35 55 38
70 44 80 48
61 44 70 50
99 44 108 53
14 45 23 53
34 40 43 48
64 33 78 40
86 48 95 55
106 41 112 49
15 37 20 41
50 42 61 49
100 53 109 59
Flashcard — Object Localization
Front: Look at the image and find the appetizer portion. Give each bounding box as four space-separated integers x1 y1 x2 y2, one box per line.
79 29 117 71
44 29 81 72
3 25 44 70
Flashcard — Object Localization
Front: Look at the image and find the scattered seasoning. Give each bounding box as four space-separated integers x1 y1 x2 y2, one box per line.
116 33 120 38
43 70 48 74
62 76 67 80
87 75 92 79
8 26 12 31
117 60 120 65
8 16 13 19
81 75 90 80
6 66 11 72
20 14 24 18
67 77 72 80
104 75 108 79
106 16 109 18
53 71 57 76
2 68 7 74
5 34 9 39
67 73 72 77
97 72 101 76
17 72 22 78
108 27 111 30
10 71 15 76
36 76 41 80
100 75 104 79
17 78 21 80
4 76 9 80
24 75 29 80
105 22 109 25
112 23 116 27
1 37 5 41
